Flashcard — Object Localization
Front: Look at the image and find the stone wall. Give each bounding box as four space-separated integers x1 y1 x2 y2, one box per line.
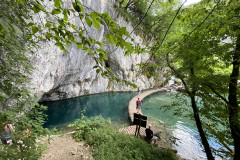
28 0 165 102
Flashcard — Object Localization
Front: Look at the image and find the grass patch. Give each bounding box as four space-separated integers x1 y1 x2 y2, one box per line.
69 116 177 160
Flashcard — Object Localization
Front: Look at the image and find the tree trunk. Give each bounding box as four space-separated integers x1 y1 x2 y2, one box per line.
166 54 214 159
190 95 215 160
228 35 240 160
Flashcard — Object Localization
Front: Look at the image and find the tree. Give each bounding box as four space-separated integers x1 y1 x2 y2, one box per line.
198 0 240 158
117 0 181 42
165 37 215 159
0 0 138 158
152 0 240 159
116 0 232 159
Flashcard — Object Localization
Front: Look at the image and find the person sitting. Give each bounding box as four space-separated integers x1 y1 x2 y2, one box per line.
145 124 159 144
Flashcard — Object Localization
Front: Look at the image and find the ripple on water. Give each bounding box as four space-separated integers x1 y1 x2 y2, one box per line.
173 123 207 160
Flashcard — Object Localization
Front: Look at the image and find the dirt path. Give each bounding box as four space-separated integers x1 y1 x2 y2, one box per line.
40 133 93 160
39 131 184 160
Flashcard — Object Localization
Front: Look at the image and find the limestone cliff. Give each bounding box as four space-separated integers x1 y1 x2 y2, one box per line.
28 0 165 102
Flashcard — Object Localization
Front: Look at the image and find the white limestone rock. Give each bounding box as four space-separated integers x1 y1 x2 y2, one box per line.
28 0 165 102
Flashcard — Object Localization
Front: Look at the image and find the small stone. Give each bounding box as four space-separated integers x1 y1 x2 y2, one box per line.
71 151 75 155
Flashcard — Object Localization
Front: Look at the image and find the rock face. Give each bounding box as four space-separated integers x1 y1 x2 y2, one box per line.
28 0 165 102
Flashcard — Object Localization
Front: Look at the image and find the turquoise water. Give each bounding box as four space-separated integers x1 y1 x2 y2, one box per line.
142 92 223 160
41 91 224 159
40 92 137 129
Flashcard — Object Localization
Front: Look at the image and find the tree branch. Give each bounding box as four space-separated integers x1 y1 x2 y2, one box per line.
150 0 187 55
109 0 155 54
167 0 221 55
201 82 229 104
166 52 191 95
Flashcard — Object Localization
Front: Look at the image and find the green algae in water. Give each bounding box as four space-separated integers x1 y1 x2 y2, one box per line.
40 92 137 129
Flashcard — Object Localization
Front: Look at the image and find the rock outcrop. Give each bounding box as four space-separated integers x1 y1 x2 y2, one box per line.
28 0 165 102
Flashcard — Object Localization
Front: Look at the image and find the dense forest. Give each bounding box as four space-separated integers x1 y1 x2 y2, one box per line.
0 0 239 159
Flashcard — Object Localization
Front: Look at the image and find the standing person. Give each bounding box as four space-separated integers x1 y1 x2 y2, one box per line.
145 124 159 144
136 98 142 113
137 87 141 95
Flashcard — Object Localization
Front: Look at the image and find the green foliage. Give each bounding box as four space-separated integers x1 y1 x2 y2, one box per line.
69 116 177 160
0 104 50 159
126 0 148 18
0 0 142 159
116 0 182 81
153 0 240 158
0 0 34 109
0 0 51 158
116 0 181 44
137 62 160 79
68 112 111 141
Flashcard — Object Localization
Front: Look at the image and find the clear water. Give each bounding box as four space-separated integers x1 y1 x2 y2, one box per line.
40 92 137 129
141 92 223 160
41 91 224 159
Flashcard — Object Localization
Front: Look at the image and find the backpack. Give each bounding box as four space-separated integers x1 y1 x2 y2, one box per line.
137 100 141 106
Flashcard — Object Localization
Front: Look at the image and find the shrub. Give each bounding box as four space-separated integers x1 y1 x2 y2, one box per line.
69 116 177 160
0 104 50 160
